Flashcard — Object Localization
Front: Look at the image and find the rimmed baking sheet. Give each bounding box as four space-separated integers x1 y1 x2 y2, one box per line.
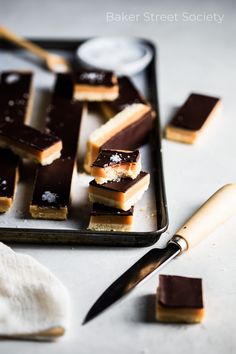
0 38 168 246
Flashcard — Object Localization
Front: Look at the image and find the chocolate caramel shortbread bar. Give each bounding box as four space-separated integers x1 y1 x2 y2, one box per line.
91 149 141 184
74 69 119 101
0 122 62 165
156 275 205 323
165 93 221 144
89 171 150 211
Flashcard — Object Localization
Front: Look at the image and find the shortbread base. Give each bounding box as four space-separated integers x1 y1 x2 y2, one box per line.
74 84 119 101
0 197 13 212
88 221 132 232
30 205 68 220
156 302 204 324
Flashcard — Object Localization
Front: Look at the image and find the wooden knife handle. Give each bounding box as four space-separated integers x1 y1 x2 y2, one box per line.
0 26 49 60
175 184 236 250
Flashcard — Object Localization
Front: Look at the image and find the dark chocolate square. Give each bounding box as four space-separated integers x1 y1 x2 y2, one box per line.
158 275 203 308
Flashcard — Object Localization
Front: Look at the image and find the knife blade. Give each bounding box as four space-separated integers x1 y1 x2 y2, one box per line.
83 184 236 324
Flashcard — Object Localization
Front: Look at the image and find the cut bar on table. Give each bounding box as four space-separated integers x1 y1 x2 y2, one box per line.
156 275 205 323
165 93 221 144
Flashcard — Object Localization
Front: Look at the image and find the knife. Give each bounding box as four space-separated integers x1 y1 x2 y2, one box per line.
83 184 236 324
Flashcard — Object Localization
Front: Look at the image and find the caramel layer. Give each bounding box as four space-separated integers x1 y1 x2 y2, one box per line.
74 84 118 94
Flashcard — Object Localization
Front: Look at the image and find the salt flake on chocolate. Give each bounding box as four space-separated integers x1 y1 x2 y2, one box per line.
110 154 122 163
5 74 20 84
42 191 58 203
80 72 105 84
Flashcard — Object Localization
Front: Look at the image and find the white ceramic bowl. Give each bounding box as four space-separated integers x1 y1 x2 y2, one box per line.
76 37 153 76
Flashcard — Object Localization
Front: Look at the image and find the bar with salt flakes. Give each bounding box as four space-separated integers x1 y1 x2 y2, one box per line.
30 73 85 220
0 71 33 212
91 149 141 184
74 69 119 101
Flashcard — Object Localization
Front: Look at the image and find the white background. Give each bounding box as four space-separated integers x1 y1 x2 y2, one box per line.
0 0 236 353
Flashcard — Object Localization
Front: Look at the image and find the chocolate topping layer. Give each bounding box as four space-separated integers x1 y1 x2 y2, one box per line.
105 76 147 113
0 71 32 123
170 93 220 131
75 69 115 87
102 110 153 151
46 99 83 158
158 275 203 309
0 122 61 152
91 203 134 216
89 171 148 193
92 149 139 168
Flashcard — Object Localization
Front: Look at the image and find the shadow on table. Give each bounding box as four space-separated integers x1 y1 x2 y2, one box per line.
134 294 157 323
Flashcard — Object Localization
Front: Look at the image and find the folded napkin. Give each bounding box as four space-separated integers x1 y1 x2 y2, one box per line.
0 242 70 340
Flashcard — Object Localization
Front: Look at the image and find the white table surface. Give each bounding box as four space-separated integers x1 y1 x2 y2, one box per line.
0 0 236 353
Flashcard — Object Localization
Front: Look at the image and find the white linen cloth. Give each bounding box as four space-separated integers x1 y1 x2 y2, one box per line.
0 242 70 340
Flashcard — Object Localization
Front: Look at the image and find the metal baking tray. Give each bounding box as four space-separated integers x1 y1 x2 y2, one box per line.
0 38 168 246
